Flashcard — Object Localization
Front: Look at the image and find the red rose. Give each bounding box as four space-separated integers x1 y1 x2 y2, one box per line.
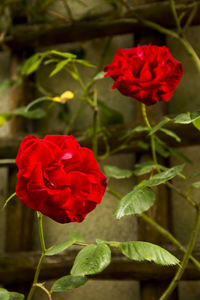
104 45 183 106
16 135 107 223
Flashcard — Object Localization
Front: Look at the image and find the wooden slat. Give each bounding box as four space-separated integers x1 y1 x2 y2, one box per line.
0 246 200 285
2 1 200 50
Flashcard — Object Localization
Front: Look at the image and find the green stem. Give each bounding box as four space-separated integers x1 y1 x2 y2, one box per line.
107 186 200 271
159 207 200 300
169 0 182 34
92 90 98 157
3 192 16 209
141 103 159 171
27 212 46 300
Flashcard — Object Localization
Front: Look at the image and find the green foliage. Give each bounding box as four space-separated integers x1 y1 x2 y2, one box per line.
0 289 24 300
0 113 11 126
160 128 181 142
13 107 47 119
104 165 133 179
45 240 75 256
68 232 85 242
51 275 88 292
120 125 149 140
192 116 200 131
113 186 155 219
133 161 166 176
0 288 9 300
8 292 24 300
50 59 71 77
191 181 200 188
118 241 179 266
141 165 184 187
173 110 200 124
71 244 111 276
149 118 170 135
98 101 124 126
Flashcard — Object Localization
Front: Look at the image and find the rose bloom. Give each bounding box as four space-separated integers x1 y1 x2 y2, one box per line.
16 135 107 223
104 45 183 106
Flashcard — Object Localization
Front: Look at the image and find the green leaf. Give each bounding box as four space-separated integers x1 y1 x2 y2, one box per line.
142 164 184 187
160 128 181 142
50 59 71 77
22 54 44 75
71 244 111 276
192 116 200 131
13 107 47 119
9 292 24 300
167 146 192 164
51 275 88 292
46 240 75 256
173 110 200 124
191 181 200 188
103 165 133 179
120 126 149 140
50 50 76 59
154 138 170 158
76 59 96 68
0 288 9 300
0 79 10 93
93 71 105 81
0 113 11 126
133 161 166 176
68 232 85 243
113 186 155 219
149 118 170 135
118 241 179 265
99 100 124 126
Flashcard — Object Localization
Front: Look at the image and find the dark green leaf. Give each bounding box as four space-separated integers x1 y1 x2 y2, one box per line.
113 186 155 219
93 71 105 81
0 288 9 300
22 54 44 75
120 126 149 140
149 118 170 135
71 244 111 276
141 165 184 187
133 161 166 176
99 100 124 126
167 147 192 164
191 181 200 188
192 116 200 131
160 128 181 142
68 232 85 243
154 138 170 158
13 107 46 119
104 165 133 179
118 241 179 265
51 275 88 292
50 50 76 59
9 292 24 300
76 59 96 68
0 113 11 126
50 59 71 77
46 240 75 256
173 110 200 124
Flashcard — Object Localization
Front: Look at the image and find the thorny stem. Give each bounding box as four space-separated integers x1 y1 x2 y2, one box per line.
107 186 200 271
92 90 98 158
27 212 46 300
159 207 200 300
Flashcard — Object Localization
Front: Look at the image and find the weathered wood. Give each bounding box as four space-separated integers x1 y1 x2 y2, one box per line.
0 246 200 285
2 1 200 50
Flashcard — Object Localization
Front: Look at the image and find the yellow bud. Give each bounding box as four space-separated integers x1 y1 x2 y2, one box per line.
60 91 74 103
51 91 74 104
